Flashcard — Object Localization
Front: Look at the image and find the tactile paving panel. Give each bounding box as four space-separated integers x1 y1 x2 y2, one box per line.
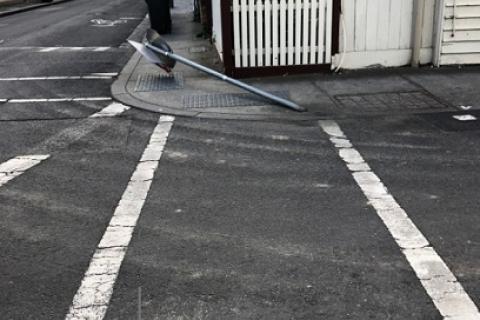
334 91 451 114
134 73 184 92
182 91 290 108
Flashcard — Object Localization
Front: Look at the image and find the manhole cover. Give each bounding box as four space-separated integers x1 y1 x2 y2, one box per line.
134 73 184 92
182 91 289 109
334 91 450 114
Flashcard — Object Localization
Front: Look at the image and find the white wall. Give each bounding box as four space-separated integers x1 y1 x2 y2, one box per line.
333 0 436 69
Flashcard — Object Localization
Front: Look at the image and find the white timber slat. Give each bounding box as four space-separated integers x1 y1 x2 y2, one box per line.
365 0 379 51
294 0 302 64
445 6 480 18
325 0 333 63
445 0 480 4
249 0 256 67
240 0 248 67
287 0 295 65
342 0 355 52
376 0 390 50
233 0 241 67
279 0 287 65
444 17 480 30
443 41 480 53
441 53 480 64
354 0 368 52
265 0 272 66
444 30 480 42
317 0 325 63
309 0 318 64
257 0 264 66
302 0 310 64
399 0 414 49
272 0 279 66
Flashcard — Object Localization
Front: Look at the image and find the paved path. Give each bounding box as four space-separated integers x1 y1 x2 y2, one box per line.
1 0 480 319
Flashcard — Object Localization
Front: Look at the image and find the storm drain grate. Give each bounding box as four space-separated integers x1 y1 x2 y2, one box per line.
134 73 184 92
334 91 450 113
183 91 289 109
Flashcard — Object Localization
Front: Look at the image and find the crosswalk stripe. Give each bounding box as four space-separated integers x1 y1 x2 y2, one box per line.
0 155 50 187
65 115 175 320
319 120 480 320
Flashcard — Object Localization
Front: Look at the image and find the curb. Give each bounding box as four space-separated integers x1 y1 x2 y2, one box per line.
111 45 326 122
0 0 74 17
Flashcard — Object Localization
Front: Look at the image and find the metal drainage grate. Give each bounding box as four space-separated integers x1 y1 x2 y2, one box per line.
334 91 449 113
183 91 289 109
134 73 184 92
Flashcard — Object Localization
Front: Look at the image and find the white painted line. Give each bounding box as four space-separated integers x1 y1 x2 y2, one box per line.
89 102 130 118
453 114 477 121
0 74 117 81
0 47 116 53
65 115 175 320
94 47 110 52
319 120 480 320
89 73 119 77
39 47 57 52
5 97 112 103
0 155 50 187
71 97 112 102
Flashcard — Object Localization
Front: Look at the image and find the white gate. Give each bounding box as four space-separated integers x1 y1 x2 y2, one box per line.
231 0 334 68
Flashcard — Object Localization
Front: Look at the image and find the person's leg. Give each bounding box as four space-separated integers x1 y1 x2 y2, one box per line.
146 0 172 34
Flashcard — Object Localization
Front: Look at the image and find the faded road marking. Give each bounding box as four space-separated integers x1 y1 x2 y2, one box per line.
0 155 50 187
33 102 130 152
453 114 477 121
90 103 130 118
319 120 480 320
65 115 174 320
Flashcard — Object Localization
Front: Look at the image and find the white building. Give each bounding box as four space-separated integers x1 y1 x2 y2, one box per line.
211 0 480 77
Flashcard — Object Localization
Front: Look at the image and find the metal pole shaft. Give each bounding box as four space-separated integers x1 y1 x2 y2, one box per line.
145 43 307 112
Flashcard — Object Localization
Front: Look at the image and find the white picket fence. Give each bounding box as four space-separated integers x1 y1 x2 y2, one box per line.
231 0 333 68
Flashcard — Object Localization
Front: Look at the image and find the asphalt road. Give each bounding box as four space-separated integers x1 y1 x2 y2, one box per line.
1 0 479 319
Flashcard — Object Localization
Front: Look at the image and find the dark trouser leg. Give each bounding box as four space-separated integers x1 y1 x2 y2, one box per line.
146 0 172 34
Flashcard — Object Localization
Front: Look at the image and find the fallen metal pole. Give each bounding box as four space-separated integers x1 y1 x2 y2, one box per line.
145 43 307 112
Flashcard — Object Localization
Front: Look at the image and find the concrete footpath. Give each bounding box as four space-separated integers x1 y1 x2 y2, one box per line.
112 2 480 122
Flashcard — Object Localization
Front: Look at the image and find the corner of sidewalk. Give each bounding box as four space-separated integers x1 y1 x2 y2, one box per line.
112 3 480 122
111 5 332 122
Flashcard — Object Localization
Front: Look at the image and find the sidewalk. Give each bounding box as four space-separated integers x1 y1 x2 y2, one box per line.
112 1 480 121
